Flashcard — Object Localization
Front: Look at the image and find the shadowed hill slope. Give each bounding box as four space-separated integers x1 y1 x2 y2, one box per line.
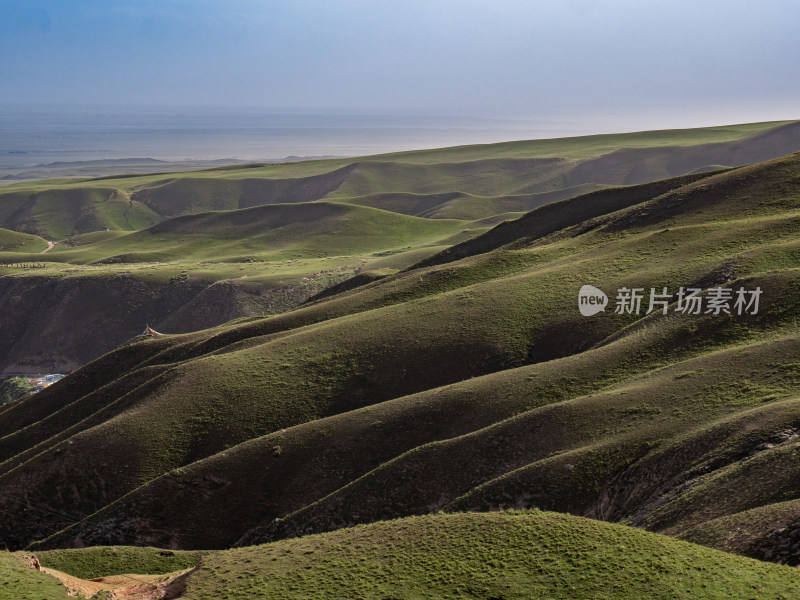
49 201 469 264
409 171 716 269
0 202 473 373
0 151 798 567
129 164 357 217
0 120 798 374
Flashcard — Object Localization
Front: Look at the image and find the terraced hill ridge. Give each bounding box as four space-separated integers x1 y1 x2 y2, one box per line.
0 119 798 372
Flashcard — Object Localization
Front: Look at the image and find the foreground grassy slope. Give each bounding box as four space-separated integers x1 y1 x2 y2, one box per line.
24 512 800 600
191 512 800 600
0 151 798 561
0 552 67 600
36 546 202 580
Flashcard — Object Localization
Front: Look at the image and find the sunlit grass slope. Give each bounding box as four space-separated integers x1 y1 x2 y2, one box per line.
23 512 800 600
37 202 469 264
0 149 795 568
0 120 797 374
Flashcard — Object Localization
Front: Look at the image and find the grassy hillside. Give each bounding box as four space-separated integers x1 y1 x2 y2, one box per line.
4 120 795 239
0 202 480 373
36 546 202 580
370 120 799 162
187 512 800 600
44 201 469 264
0 552 67 600
0 147 795 572
2 127 800 600
0 228 48 253
0 187 161 240
1 120 796 240
13 512 800 599
0 120 797 373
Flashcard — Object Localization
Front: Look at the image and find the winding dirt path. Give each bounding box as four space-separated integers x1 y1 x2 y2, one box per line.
41 241 56 253
22 553 195 599
39 564 192 599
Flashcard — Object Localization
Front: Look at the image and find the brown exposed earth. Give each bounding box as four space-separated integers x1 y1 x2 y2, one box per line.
23 553 193 600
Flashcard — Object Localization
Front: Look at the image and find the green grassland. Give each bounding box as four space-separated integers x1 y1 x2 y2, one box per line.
2 124 800 596
0 201 486 374
37 202 470 264
185 511 800 600
0 228 48 253
35 546 202 580
1 120 796 242
0 119 797 374
0 148 797 561
0 552 67 600
13 512 800 599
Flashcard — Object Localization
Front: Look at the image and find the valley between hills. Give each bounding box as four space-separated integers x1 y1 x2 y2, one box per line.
1 119 797 374
1 120 800 598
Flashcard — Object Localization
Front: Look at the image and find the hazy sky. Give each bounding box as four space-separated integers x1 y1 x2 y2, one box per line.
1 0 798 129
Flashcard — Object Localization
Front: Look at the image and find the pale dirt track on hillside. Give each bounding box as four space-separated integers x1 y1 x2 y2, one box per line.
25 554 194 600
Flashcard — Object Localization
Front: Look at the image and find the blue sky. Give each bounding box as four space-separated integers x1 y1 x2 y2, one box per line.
1 0 798 127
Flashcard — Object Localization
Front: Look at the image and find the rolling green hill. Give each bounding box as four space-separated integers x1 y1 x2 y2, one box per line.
8 512 797 600
0 228 48 253
0 202 480 374
0 187 162 240
5 120 796 241
0 120 798 374
2 124 800 597
0 147 796 575
45 201 469 264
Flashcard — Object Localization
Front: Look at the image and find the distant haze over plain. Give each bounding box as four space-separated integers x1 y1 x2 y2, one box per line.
0 109 596 172
1 0 798 158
